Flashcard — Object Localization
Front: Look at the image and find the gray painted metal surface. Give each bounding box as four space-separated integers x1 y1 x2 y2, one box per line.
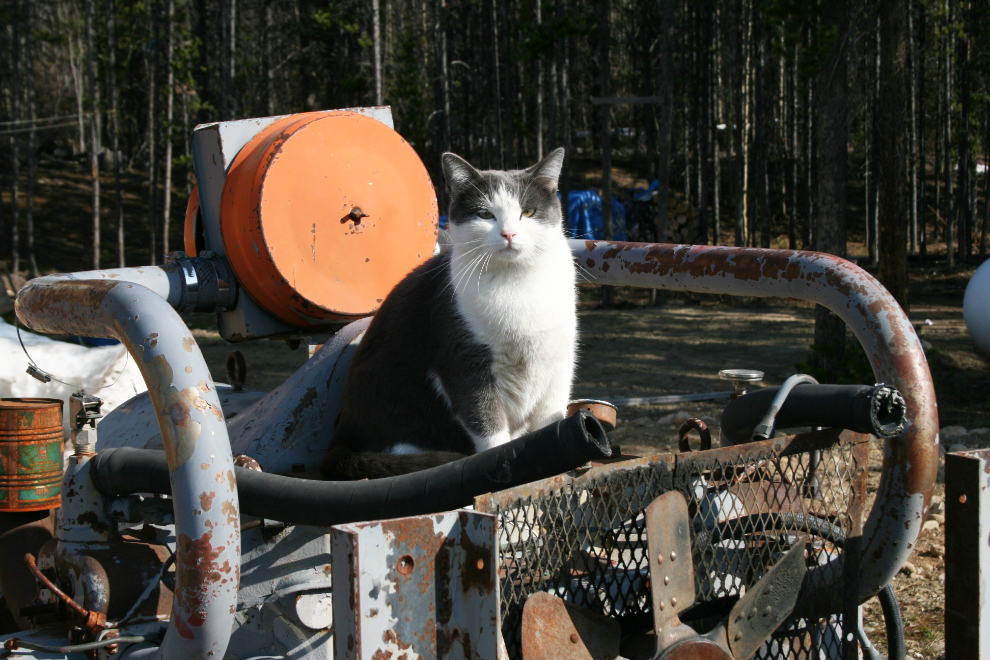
944 448 990 659
332 511 499 660
15 278 240 660
570 240 938 608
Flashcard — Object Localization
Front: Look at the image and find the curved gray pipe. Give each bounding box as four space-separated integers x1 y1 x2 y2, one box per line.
16 276 240 660
571 240 938 613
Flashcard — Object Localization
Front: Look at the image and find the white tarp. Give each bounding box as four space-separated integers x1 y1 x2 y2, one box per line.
0 317 147 437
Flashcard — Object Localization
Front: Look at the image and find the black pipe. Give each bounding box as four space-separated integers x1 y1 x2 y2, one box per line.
719 383 906 446
90 411 609 527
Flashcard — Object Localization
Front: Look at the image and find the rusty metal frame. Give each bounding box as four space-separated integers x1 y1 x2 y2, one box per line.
15 278 240 660
571 240 938 608
944 448 990 658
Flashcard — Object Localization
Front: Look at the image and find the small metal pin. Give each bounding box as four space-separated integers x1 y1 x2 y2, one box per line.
735 631 743 641
657 554 664 564
663 576 670 585
670 597 678 607
570 633 579 644
659 601 666 611
764 606 772 615
670 551 677 562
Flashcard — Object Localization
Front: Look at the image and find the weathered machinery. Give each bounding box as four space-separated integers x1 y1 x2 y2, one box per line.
0 108 937 660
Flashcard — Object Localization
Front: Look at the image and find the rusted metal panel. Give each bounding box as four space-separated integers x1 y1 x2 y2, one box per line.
0 399 63 511
944 448 990 659
520 592 620 660
332 510 499 660
570 240 939 608
646 492 698 652
15 277 240 660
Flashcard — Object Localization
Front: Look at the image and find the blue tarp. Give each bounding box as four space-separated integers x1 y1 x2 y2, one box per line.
439 188 629 242
564 190 628 240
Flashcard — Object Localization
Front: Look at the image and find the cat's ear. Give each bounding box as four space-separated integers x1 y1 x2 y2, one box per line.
526 147 565 189
442 152 481 194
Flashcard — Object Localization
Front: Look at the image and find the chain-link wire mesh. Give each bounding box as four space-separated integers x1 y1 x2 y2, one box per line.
476 431 868 660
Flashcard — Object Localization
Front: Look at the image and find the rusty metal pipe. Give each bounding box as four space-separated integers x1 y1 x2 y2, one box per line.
15 277 239 660
23 552 93 621
570 240 938 608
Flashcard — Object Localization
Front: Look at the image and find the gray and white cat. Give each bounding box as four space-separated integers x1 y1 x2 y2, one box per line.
320 148 577 480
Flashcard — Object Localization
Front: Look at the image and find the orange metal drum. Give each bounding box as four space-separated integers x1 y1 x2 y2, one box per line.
220 111 439 327
183 185 200 257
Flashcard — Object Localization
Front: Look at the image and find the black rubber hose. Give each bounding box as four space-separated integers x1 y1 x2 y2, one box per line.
692 510 905 658
719 383 907 446
879 583 906 660
90 411 610 527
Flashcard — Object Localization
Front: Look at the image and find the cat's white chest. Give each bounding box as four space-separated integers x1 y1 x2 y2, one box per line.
453 244 577 435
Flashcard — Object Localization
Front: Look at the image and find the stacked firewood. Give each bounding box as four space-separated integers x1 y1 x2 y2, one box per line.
665 194 699 244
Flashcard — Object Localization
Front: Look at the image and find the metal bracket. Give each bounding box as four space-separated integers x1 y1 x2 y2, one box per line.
331 510 499 660
520 592 620 660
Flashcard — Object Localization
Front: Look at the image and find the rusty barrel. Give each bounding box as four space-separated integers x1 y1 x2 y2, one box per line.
0 398 63 511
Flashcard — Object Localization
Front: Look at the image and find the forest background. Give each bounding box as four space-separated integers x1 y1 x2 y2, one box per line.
1 0 989 379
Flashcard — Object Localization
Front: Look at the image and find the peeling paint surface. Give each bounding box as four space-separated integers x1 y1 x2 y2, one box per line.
332 511 498 660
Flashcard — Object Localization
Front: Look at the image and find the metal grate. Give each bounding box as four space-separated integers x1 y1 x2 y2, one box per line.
476 429 869 660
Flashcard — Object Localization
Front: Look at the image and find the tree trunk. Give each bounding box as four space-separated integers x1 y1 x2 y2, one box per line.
982 104 989 256
373 0 382 105
599 0 614 308
751 0 769 248
556 0 570 231
9 5 21 276
85 0 101 270
23 0 37 278
66 15 86 155
955 10 971 264
147 0 158 265
943 0 953 268
697 2 712 245
812 0 850 379
162 0 175 256
868 23 880 266
908 1 918 254
732 0 744 246
265 1 275 115
917 1 927 257
877 0 910 309
106 0 124 267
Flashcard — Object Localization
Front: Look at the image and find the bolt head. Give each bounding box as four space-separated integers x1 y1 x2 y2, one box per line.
670 551 677 561
570 633 579 644
664 575 670 585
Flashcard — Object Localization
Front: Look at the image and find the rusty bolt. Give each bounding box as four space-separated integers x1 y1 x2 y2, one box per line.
735 631 743 641
960 494 968 504
663 575 670 585
659 601 665 611
670 551 677 562
476 558 485 571
570 633 579 644
397 554 415 575
671 597 678 607
767 584 774 593
764 606 772 615
345 207 370 225
657 553 664 565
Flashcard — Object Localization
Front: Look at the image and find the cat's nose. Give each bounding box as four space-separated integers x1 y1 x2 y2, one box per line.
501 231 517 243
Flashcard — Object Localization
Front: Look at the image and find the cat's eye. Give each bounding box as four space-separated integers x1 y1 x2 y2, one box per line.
522 209 536 218
478 210 495 219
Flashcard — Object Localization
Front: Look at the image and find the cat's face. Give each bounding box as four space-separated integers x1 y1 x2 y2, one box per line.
442 149 565 267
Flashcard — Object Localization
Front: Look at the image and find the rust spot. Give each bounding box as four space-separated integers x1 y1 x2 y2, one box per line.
174 530 225 630
216 472 225 484
185 366 193 373
198 380 211 393
182 337 195 353
586 258 595 268
222 500 237 526
227 470 236 491
200 491 216 511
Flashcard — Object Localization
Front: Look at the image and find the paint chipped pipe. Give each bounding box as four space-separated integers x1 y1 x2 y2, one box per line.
571 240 938 610
15 277 239 660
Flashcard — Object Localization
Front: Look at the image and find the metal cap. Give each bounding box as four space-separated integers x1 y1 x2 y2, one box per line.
718 369 764 382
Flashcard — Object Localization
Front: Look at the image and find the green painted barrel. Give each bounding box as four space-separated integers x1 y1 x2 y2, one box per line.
0 398 63 512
